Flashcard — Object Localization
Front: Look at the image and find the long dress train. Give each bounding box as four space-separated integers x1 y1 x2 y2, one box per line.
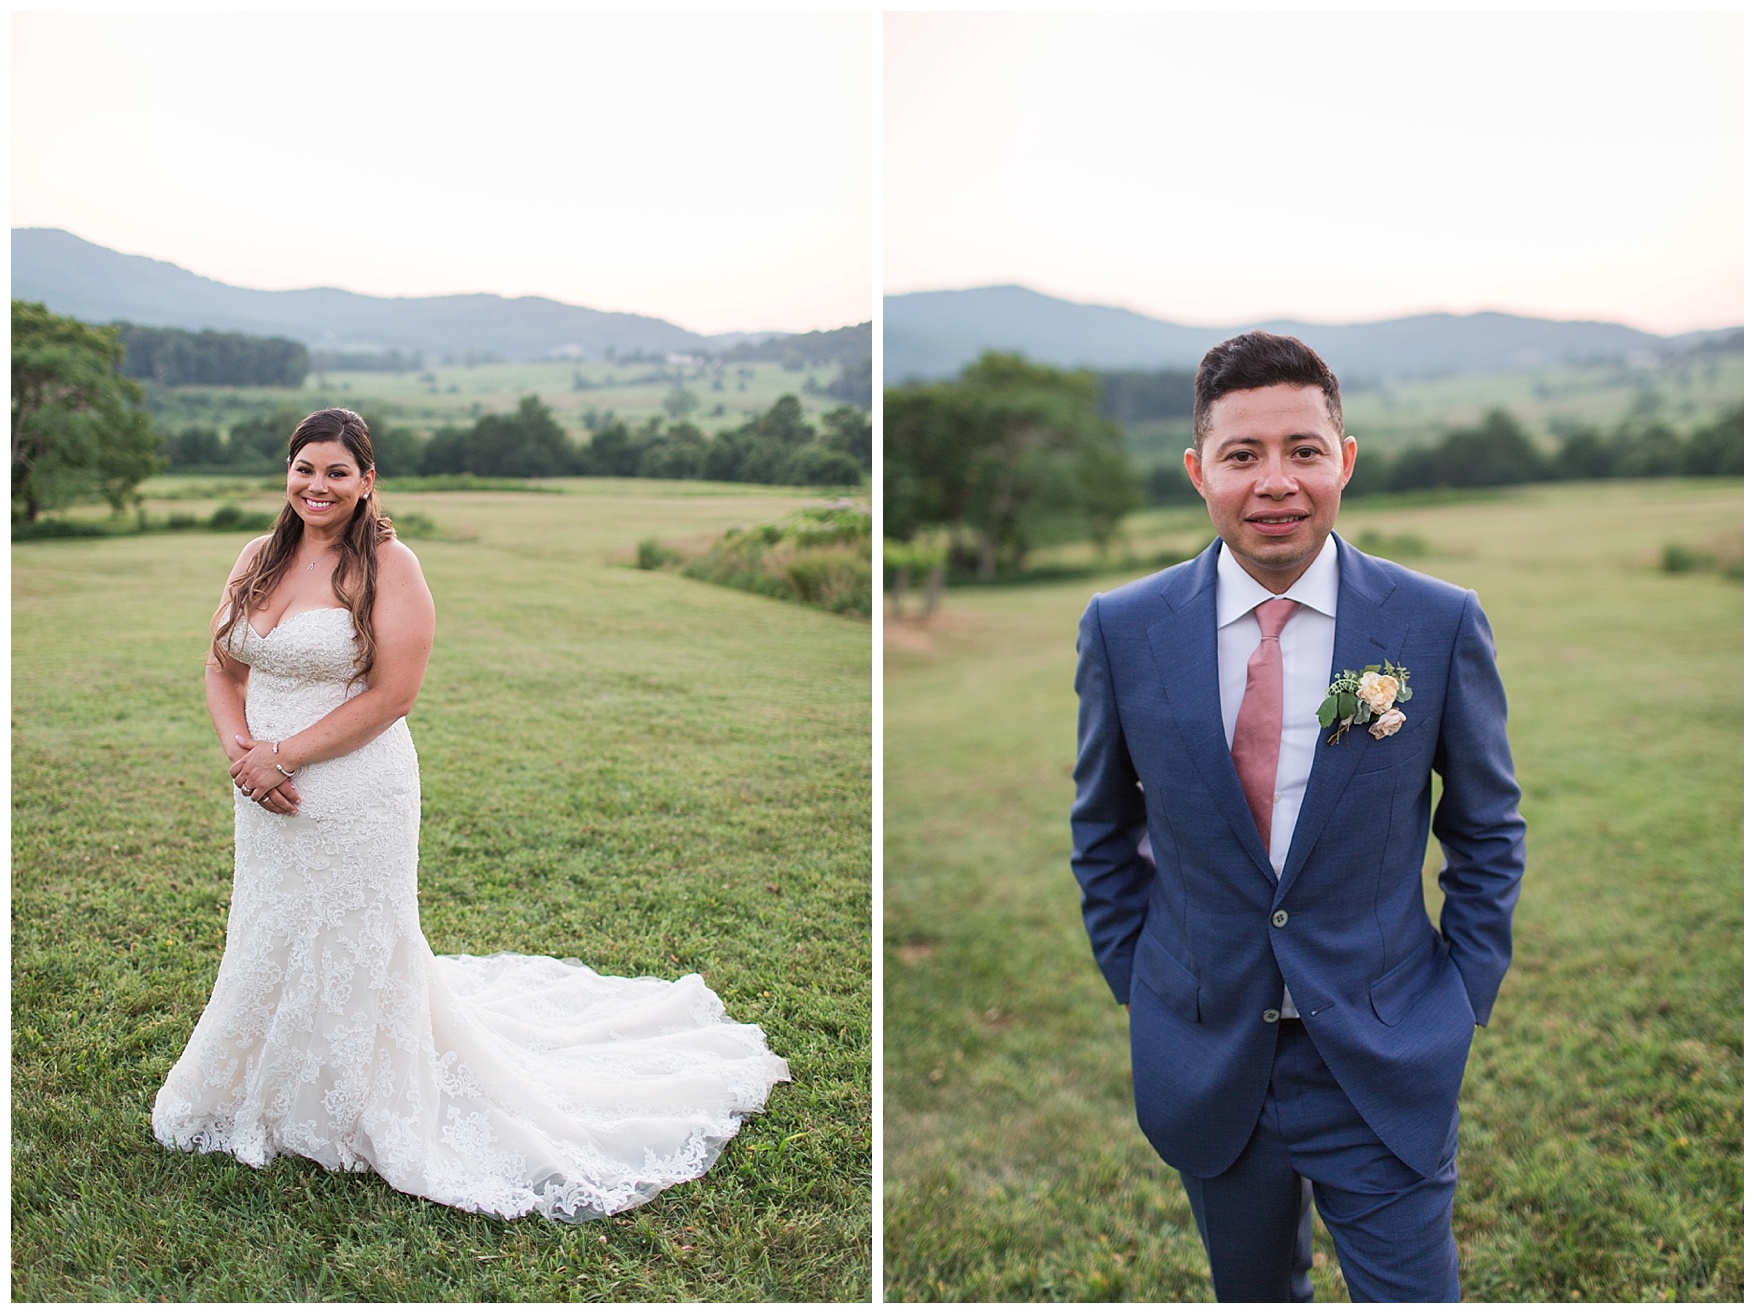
152 608 790 1220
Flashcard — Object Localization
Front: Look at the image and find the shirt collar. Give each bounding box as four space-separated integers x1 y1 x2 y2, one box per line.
1215 533 1340 628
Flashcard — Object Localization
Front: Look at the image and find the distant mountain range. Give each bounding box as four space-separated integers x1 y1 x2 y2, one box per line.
885 285 1741 385
11 227 851 362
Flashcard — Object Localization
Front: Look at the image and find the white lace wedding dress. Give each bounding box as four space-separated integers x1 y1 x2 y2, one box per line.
152 607 790 1220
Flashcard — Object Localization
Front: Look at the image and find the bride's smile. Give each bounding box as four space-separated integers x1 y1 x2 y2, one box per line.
287 439 372 531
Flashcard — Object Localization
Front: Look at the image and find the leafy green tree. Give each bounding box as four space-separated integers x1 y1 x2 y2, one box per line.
691 395 817 484
230 405 309 466
1342 447 1392 497
639 423 709 479
819 406 872 471
419 426 471 476
663 385 699 420
825 355 872 409
752 394 815 447
1428 409 1546 487
780 445 863 486
885 352 1140 577
703 428 788 483
12 300 164 520
578 417 667 477
421 395 577 477
1387 444 1441 492
1553 426 1615 480
470 395 576 476
167 425 227 468
371 426 425 479
1611 419 1684 479
1682 407 1742 476
578 419 636 477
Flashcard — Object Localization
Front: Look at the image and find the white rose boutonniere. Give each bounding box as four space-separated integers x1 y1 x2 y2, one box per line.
1368 708 1406 740
1317 662 1413 746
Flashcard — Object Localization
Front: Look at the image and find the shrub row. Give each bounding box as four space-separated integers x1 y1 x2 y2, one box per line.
641 506 872 618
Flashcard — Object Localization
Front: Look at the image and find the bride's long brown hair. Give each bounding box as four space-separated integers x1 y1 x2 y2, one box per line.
212 409 396 677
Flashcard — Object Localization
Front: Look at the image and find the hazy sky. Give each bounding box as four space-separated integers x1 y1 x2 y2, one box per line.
14 12 872 335
886 11 1742 335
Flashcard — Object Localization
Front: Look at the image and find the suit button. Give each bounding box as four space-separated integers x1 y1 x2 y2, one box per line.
1262 1009 1281 1023
1272 910 1289 928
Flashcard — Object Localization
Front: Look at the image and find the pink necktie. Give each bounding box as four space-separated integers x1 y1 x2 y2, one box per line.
1232 598 1300 851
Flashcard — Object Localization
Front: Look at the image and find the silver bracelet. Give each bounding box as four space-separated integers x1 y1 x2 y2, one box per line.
275 764 295 778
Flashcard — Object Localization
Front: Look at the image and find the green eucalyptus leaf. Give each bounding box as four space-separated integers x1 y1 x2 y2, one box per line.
1317 695 1338 725
1336 692 1357 722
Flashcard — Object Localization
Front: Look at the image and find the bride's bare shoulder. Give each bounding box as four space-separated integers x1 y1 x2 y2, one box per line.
223 534 274 589
375 535 434 611
375 533 426 578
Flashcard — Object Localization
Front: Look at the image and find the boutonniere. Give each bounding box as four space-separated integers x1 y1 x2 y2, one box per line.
1317 663 1413 746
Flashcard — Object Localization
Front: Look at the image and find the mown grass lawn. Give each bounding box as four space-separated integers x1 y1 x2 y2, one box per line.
13 481 871 1301
883 478 1741 1302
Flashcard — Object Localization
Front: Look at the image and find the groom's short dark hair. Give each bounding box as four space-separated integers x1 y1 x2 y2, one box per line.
1192 331 1344 450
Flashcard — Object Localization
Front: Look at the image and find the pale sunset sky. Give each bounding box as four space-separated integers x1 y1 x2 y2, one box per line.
13 11 874 335
886 11 1742 335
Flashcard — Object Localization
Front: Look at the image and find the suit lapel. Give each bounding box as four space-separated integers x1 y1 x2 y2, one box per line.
1277 537 1410 895
1146 542 1277 885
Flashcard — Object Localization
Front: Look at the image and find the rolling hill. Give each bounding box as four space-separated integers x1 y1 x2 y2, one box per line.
11 227 792 362
884 284 1739 385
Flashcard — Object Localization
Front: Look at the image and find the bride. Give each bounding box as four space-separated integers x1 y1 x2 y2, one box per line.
152 407 790 1221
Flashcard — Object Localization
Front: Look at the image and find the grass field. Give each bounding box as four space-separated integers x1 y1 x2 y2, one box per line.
146 358 854 446
1340 351 1742 449
883 478 1741 1301
13 482 872 1301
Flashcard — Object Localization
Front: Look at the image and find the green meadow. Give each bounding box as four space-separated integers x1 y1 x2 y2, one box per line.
148 358 850 445
883 478 1741 1301
1340 352 1742 450
13 481 871 1301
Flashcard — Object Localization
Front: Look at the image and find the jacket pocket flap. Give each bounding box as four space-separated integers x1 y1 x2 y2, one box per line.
1369 936 1447 1027
1132 926 1201 1024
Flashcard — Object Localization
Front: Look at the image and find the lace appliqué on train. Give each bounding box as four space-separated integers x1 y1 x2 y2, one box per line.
151 608 789 1220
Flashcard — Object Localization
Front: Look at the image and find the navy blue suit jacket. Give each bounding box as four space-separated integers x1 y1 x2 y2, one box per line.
1071 534 1524 1181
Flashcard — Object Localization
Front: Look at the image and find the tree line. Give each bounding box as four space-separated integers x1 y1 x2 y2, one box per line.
1138 403 1743 504
114 323 308 387
1351 405 1742 492
12 299 868 522
167 393 870 486
1097 364 1743 504
886 350 1744 580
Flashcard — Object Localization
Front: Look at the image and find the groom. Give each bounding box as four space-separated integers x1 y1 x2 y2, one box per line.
1070 331 1523 1302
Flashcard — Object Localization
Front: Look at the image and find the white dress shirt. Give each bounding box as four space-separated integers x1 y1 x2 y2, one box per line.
1215 534 1340 1018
